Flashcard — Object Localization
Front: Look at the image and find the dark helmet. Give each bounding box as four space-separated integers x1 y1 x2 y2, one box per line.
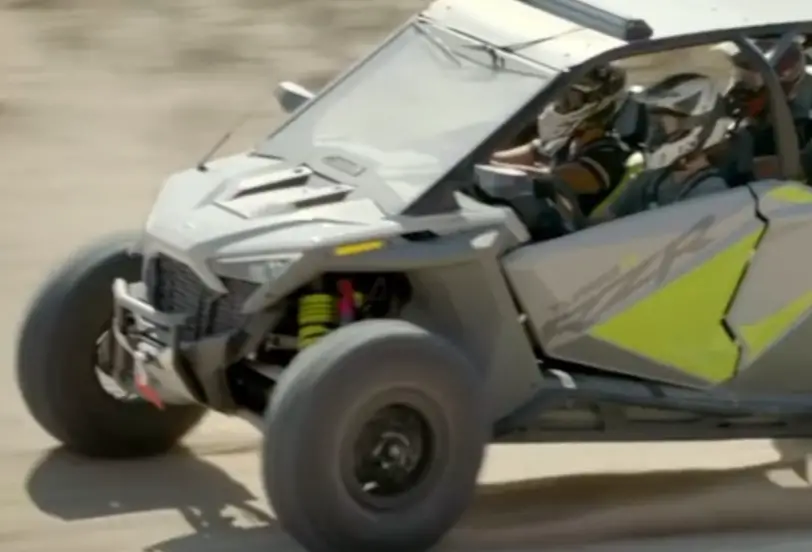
536 64 627 149
726 37 806 118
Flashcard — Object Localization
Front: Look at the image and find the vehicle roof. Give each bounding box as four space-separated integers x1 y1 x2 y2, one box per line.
423 0 812 71
580 0 812 40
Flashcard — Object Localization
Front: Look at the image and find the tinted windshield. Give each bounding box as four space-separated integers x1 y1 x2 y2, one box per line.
255 20 550 214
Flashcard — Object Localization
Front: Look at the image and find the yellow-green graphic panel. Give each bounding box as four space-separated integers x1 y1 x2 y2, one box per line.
766 183 812 204
590 231 762 382
738 290 812 359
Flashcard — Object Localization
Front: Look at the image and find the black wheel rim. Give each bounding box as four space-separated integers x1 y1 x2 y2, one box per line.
345 403 435 510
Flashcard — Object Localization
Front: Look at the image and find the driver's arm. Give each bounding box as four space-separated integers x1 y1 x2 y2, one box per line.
491 139 541 167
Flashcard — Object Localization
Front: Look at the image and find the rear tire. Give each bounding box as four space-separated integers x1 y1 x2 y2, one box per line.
16 233 206 458
263 320 488 552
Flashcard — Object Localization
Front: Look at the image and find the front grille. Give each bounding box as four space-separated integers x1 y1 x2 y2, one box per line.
147 255 258 340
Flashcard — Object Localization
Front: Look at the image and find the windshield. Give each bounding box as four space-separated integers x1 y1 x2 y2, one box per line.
255 20 551 214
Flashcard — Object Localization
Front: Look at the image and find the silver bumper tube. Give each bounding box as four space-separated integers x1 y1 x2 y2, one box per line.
111 278 201 405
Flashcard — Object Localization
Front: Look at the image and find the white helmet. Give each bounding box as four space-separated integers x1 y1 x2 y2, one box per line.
536 64 627 154
635 72 733 170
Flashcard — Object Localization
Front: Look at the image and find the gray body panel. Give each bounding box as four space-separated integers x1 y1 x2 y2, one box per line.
502 188 762 388
400 257 543 420
131 152 542 421
726 182 812 393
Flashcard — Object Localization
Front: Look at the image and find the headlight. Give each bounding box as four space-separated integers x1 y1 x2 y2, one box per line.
210 254 301 284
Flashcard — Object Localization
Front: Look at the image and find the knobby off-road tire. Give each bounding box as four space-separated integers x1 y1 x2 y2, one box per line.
16 233 206 458
263 319 489 552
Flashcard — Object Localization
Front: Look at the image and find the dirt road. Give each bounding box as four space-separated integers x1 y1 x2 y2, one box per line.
4 2 812 551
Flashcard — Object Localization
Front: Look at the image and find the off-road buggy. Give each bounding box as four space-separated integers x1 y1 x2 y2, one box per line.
16 0 812 550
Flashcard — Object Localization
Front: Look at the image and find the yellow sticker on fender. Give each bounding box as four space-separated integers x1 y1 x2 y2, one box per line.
334 240 384 256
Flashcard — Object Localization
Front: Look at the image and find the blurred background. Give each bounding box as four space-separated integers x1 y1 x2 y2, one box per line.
0 0 423 251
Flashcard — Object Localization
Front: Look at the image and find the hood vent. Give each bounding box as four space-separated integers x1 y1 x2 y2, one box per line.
217 180 355 219
231 166 313 199
294 188 351 209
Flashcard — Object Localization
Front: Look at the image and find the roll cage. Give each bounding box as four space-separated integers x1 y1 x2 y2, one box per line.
406 0 812 215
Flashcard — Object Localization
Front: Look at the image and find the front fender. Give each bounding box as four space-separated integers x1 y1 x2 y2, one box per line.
322 226 517 272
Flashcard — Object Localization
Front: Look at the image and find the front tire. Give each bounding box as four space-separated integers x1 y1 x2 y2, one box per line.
16 233 206 458
263 320 488 552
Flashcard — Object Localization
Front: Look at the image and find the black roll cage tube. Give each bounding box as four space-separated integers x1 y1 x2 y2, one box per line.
406 24 812 216
736 30 803 180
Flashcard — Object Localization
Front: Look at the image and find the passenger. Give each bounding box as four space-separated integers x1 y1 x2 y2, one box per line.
594 72 735 221
720 38 812 180
491 64 634 216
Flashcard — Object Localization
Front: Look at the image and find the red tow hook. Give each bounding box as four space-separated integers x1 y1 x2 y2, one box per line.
134 353 165 410
337 279 356 325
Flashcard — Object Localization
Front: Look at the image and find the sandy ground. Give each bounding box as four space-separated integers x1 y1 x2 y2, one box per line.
5 2 812 551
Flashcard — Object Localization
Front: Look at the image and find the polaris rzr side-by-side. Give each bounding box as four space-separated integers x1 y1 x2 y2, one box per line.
15 0 812 551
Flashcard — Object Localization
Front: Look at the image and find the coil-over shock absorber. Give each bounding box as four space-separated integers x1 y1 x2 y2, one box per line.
296 292 336 349
296 279 366 349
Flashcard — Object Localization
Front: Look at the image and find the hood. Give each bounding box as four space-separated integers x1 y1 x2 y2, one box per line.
141 153 404 282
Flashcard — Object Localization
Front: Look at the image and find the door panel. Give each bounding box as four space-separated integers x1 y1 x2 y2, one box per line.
726 182 812 393
502 188 763 388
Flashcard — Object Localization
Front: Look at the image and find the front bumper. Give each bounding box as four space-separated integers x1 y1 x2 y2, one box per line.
111 279 204 405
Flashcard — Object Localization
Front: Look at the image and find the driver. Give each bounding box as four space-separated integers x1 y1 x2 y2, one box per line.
719 37 812 180
594 72 735 220
490 64 633 215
